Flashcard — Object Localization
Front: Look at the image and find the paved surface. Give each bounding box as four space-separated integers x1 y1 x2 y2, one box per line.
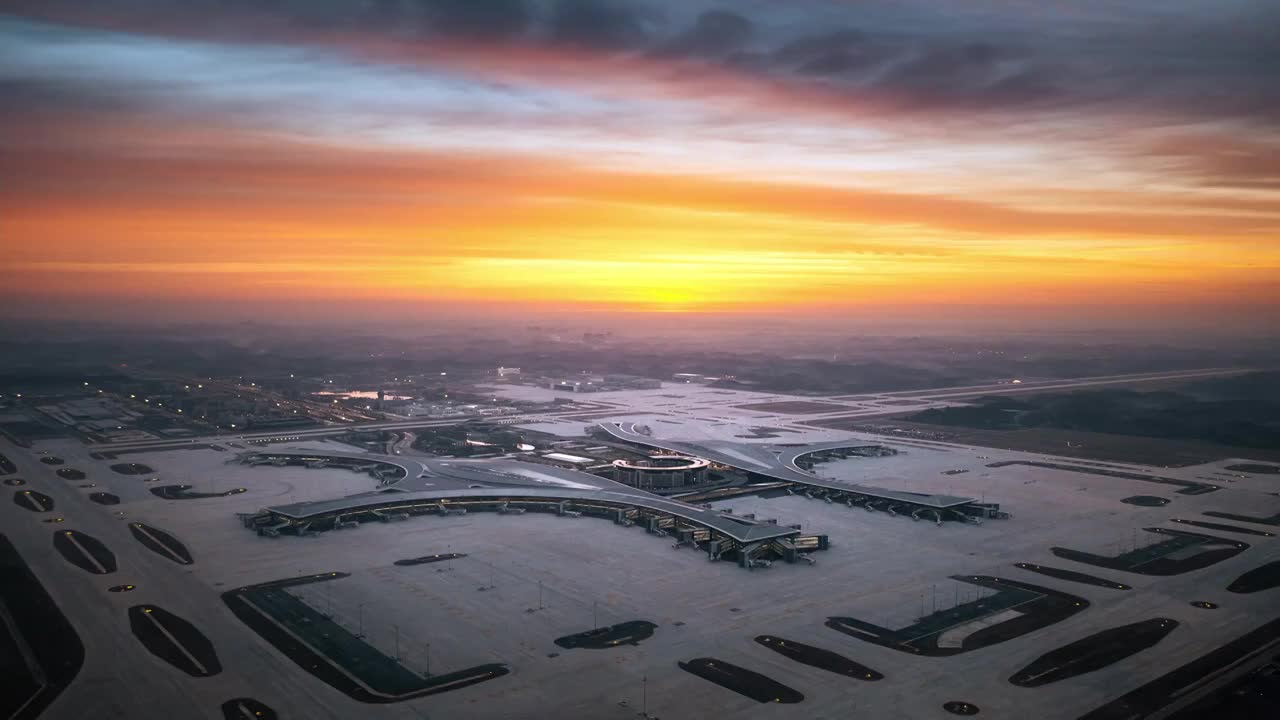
2 374 1278 720
89 368 1251 454
597 421 976 508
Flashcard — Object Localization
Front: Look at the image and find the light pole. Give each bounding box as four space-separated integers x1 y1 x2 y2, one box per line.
394 624 400 661
538 580 544 610
357 602 366 638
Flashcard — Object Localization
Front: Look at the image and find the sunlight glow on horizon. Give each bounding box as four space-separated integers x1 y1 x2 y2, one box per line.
1 3 1278 321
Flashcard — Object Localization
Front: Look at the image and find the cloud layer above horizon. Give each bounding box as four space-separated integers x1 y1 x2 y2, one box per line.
2 0 1278 320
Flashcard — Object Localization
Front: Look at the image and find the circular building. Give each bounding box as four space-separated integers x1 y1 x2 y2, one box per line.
612 455 710 490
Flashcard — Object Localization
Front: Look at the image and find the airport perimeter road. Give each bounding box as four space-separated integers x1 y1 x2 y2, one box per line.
90 367 1254 454
880 368 1254 400
86 409 585 453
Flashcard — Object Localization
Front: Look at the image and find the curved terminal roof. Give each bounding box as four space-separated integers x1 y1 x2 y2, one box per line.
612 456 711 471
264 487 800 544
249 449 801 544
596 422 975 509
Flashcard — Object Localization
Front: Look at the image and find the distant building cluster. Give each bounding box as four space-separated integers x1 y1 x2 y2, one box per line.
545 374 662 393
672 373 729 384
36 397 156 442
399 401 520 419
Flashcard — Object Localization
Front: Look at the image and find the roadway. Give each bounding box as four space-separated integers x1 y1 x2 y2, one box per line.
595 422 976 510
87 413 569 454
872 368 1253 400
89 367 1253 455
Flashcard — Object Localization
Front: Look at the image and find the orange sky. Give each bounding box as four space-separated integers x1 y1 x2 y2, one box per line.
2 3 1278 323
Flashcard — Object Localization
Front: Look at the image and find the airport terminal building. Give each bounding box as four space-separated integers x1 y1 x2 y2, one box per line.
612 455 710 490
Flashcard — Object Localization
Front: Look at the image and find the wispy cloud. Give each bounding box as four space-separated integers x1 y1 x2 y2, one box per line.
1 2 1277 317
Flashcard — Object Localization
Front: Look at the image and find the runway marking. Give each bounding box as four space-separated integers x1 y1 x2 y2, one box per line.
142 609 210 676
64 533 107 574
132 524 192 564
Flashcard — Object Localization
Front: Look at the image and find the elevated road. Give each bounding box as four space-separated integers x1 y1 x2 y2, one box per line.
596 423 976 510
88 412 571 453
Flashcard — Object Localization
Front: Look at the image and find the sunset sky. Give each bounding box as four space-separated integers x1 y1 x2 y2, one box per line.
2 0 1278 325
